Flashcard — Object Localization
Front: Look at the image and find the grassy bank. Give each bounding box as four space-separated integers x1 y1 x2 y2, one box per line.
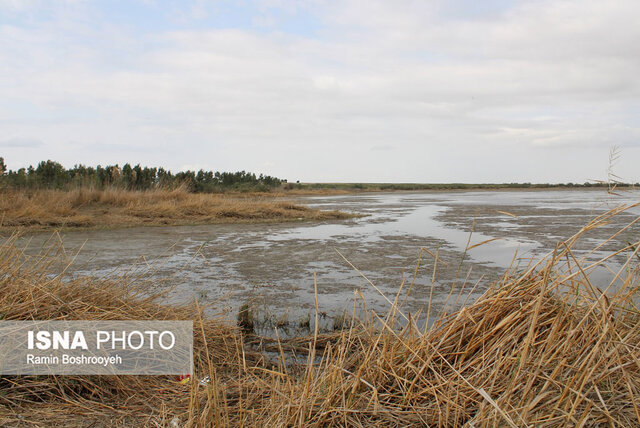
0 205 638 426
0 187 353 232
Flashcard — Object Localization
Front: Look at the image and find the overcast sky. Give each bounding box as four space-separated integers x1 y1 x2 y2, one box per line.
1 0 639 183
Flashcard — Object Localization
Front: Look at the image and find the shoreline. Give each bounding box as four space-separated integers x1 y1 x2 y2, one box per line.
2 185 634 234
279 183 634 195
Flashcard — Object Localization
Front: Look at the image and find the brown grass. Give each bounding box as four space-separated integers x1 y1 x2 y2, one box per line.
0 204 639 426
0 187 353 232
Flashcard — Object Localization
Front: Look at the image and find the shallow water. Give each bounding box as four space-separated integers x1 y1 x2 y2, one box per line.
14 189 640 333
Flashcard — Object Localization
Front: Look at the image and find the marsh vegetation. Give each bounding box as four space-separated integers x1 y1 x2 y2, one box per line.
0 187 353 232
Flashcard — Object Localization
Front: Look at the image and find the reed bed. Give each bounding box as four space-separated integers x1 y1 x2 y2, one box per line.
0 232 263 426
0 204 638 426
0 187 351 231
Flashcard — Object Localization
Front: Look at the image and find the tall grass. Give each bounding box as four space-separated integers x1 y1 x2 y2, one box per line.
0 186 351 231
0 204 639 426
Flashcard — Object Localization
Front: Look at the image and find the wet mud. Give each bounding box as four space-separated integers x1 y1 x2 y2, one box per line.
13 189 640 335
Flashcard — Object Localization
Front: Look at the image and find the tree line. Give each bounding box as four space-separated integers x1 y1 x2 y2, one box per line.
0 158 284 192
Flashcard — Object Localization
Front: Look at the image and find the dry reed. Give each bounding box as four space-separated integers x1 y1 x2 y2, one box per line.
0 187 352 231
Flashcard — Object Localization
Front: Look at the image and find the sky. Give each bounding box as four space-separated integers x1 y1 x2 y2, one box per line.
1 0 639 183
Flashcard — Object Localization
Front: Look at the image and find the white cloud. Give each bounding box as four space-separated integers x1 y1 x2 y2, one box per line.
0 0 638 182
0 136 43 148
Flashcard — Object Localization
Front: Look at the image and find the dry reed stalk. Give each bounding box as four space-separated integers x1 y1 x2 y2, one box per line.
0 187 352 232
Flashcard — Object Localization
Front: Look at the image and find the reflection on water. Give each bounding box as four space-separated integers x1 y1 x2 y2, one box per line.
12 189 640 332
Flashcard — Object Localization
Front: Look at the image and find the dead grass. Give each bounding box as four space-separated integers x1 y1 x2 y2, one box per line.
0 204 639 426
0 187 353 232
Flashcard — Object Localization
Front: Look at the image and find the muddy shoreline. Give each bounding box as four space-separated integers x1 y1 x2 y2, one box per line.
9 189 640 336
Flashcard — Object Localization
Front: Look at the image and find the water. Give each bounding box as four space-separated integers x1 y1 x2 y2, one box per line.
14 189 640 333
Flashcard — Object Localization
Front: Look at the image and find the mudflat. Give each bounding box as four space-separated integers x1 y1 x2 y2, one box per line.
15 189 640 334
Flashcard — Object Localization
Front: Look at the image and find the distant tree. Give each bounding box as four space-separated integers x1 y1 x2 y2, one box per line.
35 160 68 188
121 163 133 189
0 158 286 192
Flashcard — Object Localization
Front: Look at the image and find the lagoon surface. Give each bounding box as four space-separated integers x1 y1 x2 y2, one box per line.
20 189 640 331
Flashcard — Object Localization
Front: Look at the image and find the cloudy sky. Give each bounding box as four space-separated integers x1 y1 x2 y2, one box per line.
1 0 639 183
